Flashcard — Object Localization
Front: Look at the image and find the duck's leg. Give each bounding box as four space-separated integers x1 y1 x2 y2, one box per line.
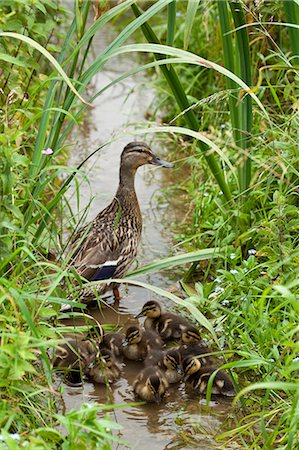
113 286 121 301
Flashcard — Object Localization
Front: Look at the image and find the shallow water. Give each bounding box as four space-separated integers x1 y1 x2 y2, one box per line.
64 27 236 450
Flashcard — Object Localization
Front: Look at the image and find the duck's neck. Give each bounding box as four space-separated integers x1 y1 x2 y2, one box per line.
118 165 137 191
116 165 139 207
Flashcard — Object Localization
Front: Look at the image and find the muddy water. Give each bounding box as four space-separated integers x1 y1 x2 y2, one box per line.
64 28 236 450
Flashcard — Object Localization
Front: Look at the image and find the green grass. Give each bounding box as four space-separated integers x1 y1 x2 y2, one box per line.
0 0 298 448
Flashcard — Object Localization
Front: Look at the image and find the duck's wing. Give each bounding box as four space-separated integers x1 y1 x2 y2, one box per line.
74 241 119 281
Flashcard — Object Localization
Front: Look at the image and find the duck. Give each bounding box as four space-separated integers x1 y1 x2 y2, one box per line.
69 142 172 302
145 348 182 384
135 300 191 341
86 348 122 384
133 366 169 403
122 325 163 361
86 326 125 359
180 325 202 344
182 356 235 397
53 338 96 385
179 341 212 366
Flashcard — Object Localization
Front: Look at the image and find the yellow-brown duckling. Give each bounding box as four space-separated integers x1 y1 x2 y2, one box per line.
53 338 96 385
100 331 125 359
133 366 169 403
182 356 235 397
180 325 202 344
179 341 212 367
123 325 163 361
145 348 182 384
86 349 122 384
86 326 125 359
136 300 190 341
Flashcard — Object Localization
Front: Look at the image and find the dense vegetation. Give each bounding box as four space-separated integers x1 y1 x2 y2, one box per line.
0 1 298 448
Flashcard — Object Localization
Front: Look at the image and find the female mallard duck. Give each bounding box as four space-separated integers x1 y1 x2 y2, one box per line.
69 142 172 302
145 348 182 384
133 366 169 403
86 349 122 384
53 338 96 385
135 300 190 341
182 356 235 397
123 325 163 361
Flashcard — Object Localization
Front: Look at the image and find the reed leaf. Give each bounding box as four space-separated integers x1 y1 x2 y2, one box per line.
229 1 252 192
283 0 299 65
184 0 200 50
128 248 221 277
167 1 176 47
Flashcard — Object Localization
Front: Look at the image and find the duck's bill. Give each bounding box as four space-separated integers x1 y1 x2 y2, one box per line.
151 155 173 168
134 312 144 319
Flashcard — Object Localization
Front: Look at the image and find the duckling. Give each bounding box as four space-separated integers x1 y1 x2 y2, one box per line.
136 300 190 341
123 325 163 361
180 325 202 344
86 349 122 384
53 338 96 385
100 331 125 359
183 356 235 397
145 348 182 384
69 142 172 302
179 341 212 366
86 326 125 359
133 367 169 403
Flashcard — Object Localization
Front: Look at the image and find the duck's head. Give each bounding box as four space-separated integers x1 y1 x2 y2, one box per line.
96 348 114 368
121 142 173 171
181 326 201 344
124 326 142 345
182 356 202 378
163 349 182 374
147 374 162 403
135 300 162 319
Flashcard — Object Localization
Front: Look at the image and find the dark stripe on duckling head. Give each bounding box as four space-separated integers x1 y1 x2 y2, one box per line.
181 326 201 343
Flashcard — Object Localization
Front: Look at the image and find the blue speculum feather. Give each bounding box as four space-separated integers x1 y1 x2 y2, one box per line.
90 264 118 281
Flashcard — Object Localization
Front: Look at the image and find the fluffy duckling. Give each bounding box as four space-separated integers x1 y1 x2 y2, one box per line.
86 326 125 359
53 338 96 385
123 325 163 361
133 367 169 403
145 348 182 384
183 356 235 397
136 300 190 341
86 349 122 384
180 325 202 344
100 331 125 359
179 341 212 366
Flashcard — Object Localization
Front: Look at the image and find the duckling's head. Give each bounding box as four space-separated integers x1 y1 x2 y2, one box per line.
147 374 162 403
213 370 236 397
121 142 173 171
181 326 201 344
98 349 114 368
124 326 142 345
163 349 182 373
135 300 162 319
182 356 202 377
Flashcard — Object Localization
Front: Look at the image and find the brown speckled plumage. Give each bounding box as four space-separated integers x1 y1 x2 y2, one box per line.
69 142 172 302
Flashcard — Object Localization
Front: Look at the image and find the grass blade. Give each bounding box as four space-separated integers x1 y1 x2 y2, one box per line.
127 248 221 277
184 0 200 50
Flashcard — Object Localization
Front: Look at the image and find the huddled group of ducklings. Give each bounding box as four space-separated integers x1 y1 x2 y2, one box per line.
53 300 235 403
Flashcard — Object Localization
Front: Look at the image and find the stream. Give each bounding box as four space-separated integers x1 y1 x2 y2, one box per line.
64 26 236 450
